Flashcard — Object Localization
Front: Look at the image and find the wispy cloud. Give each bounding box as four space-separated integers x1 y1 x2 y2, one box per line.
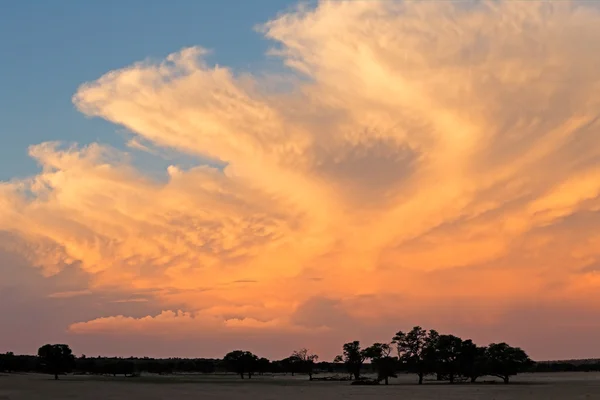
48 289 93 299
110 298 150 304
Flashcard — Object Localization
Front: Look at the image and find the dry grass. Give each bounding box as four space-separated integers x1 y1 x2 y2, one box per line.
1 372 600 399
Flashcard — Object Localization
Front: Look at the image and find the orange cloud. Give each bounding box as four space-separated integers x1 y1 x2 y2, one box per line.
2 1 600 357
48 290 93 299
69 309 329 337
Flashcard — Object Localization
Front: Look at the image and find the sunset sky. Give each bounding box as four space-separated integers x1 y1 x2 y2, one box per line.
2 0 600 361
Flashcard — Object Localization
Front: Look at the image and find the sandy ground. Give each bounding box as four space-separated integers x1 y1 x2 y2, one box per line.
1 372 600 399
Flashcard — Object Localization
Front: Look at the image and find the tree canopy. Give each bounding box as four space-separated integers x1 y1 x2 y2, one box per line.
290 348 319 380
37 344 75 380
334 341 367 380
223 350 259 379
393 326 439 384
362 343 397 385
486 342 533 383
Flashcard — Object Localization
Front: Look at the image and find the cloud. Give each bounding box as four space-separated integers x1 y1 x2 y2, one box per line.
0 244 168 355
68 309 328 336
2 0 600 359
48 290 93 299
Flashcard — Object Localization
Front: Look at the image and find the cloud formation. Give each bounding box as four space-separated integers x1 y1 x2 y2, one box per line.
2 1 600 359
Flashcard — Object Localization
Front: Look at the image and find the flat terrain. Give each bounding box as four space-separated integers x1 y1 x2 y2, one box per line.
1 372 600 399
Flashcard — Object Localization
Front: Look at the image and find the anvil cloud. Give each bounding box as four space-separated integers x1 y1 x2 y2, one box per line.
2 1 600 360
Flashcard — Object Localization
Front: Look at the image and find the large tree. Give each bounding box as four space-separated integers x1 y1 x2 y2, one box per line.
334 341 366 380
256 357 271 375
37 344 75 380
0 352 15 373
458 340 488 383
434 334 463 383
393 326 439 384
291 348 319 380
279 356 299 376
486 343 533 384
223 350 259 379
362 343 397 385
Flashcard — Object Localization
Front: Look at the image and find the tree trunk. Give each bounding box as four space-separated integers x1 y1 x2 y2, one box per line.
418 373 423 385
503 376 509 384
308 373 313 381
471 376 477 383
54 373 58 380
449 373 454 384
248 373 252 379
240 373 244 379
384 376 389 385
354 372 360 381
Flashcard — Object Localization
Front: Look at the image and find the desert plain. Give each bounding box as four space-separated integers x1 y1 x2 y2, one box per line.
2 372 600 400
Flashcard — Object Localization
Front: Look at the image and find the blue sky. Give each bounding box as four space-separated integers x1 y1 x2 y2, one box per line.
0 0 299 180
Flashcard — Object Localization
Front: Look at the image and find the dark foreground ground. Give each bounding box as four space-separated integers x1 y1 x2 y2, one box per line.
1 372 599 399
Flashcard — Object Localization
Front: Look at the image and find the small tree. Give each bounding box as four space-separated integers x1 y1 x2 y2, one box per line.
334 341 366 380
223 350 259 379
486 343 533 384
37 344 75 380
393 326 439 384
291 348 319 380
362 343 397 385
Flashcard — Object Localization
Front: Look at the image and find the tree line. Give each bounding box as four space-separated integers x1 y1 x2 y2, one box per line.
334 327 533 384
0 348 341 380
2 326 595 384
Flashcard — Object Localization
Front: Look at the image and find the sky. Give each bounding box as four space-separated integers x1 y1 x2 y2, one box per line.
1 0 600 362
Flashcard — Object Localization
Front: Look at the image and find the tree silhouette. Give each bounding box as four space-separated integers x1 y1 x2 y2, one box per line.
291 348 319 380
458 340 488 382
223 350 259 379
0 352 16 373
2 325 539 387
279 356 299 376
37 344 75 380
486 343 533 383
362 343 397 385
334 341 366 380
256 357 270 375
434 334 464 383
393 326 439 384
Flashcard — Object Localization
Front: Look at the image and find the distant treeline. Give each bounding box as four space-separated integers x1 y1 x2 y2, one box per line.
2 325 597 384
0 352 352 376
533 361 600 373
